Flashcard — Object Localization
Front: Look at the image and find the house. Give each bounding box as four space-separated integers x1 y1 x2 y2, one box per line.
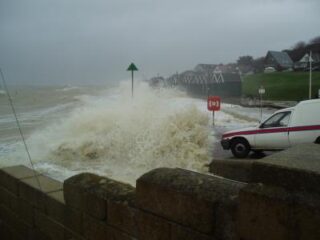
294 51 320 71
265 51 293 71
294 53 310 70
312 52 320 63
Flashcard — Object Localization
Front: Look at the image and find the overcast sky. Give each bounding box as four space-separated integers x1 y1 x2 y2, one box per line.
0 0 319 85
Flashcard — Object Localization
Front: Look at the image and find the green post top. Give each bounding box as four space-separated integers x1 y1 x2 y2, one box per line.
127 63 138 71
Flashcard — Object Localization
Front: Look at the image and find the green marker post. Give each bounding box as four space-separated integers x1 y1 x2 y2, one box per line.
127 63 138 98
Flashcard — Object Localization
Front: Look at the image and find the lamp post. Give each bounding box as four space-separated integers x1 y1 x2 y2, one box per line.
309 51 313 99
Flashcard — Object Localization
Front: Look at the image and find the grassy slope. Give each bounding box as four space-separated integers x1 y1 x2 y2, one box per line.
243 72 320 101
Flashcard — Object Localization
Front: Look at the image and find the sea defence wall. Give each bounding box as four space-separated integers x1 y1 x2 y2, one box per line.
0 166 244 240
210 144 320 239
1 144 320 240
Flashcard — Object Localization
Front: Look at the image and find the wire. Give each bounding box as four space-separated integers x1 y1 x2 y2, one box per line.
0 68 42 191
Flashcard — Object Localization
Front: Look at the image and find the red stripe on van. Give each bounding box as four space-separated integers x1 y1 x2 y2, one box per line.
222 125 320 138
289 125 320 132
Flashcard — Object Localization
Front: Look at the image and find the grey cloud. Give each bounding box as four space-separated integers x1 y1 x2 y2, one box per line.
0 0 319 85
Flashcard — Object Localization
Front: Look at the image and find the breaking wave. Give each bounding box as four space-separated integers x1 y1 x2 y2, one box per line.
15 82 210 184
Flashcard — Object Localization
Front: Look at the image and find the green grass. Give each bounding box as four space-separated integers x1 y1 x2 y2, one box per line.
242 72 320 101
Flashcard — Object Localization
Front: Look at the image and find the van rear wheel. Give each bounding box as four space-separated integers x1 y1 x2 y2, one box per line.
231 139 250 158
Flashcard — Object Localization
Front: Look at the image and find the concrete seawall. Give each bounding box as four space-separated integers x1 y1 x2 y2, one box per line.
1 144 320 240
0 166 244 240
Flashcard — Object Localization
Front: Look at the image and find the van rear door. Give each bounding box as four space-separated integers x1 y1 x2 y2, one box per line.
254 111 291 149
289 125 320 145
289 102 320 145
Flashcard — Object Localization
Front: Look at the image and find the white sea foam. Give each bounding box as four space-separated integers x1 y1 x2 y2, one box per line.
57 86 80 92
0 82 272 185
1 82 211 185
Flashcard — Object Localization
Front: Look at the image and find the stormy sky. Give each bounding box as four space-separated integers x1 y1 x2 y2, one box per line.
0 0 319 85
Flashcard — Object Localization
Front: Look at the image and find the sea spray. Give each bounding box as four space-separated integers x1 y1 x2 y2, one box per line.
21 82 210 184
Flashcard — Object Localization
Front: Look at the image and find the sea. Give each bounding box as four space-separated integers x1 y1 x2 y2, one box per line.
0 81 269 185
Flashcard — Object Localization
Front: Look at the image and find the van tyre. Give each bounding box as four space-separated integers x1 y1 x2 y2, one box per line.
231 139 250 158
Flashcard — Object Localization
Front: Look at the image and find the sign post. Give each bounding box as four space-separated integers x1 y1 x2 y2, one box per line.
127 63 138 98
207 96 221 125
258 86 265 121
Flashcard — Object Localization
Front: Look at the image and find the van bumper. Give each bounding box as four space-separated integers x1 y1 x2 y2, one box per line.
221 139 230 150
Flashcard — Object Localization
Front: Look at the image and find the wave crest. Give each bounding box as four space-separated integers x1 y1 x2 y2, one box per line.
25 82 210 184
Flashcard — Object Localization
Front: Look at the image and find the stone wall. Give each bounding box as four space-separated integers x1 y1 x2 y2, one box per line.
209 144 320 240
1 148 320 240
0 166 244 240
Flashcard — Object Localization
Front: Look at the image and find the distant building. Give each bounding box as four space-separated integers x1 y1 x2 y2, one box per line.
162 64 242 99
312 52 320 71
195 63 238 74
312 52 320 63
265 51 293 71
294 52 320 71
179 70 198 84
194 64 217 73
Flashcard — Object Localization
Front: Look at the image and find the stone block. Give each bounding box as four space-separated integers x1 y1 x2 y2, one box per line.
136 168 244 234
85 188 107 220
45 190 83 235
0 219 3 235
0 223 24 240
170 223 213 240
107 226 136 240
0 165 39 195
19 175 62 210
66 235 86 240
45 190 65 224
215 201 239 240
238 183 320 240
0 186 19 211
135 210 171 240
84 176 135 220
294 205 320 240
83 213 108 240
0 204 33 237
237 184 293 240
64 173 135 220
209 159 254 182
34 210 71 240
16 200 35 226
29 228 52 240
107 200 138 237
63 173 104 212
252 144 320 193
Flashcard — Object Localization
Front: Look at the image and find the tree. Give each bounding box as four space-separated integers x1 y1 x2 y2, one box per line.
237 56 253 66
310 36 320 44
237 56 253 74
292 41 306 50
286 41 306 62
252 57 265 73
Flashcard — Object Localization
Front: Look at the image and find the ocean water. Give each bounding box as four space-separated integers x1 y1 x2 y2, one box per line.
0 81 271 185
0 82 216 185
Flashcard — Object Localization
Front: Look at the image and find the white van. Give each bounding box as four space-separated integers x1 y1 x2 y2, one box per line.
221 99 320 158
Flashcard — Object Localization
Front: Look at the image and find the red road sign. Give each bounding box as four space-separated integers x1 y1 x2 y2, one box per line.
207 96 221 111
